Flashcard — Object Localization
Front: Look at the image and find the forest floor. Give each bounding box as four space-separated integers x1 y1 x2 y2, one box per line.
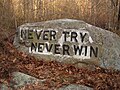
0 27 120 90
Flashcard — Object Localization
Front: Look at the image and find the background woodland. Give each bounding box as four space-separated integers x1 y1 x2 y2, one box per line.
0 0 120 34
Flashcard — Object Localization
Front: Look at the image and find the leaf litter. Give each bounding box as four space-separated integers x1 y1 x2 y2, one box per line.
0 40 120 90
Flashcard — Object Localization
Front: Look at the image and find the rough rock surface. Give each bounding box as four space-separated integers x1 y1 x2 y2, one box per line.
0 72 41 90
14 19 120 70
11 72 41 89
0 72 93 90
59 84 93 90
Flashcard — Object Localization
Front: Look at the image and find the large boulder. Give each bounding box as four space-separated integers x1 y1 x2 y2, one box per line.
14 19 120 70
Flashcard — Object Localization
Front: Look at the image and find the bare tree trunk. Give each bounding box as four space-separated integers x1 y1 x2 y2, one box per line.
91 0 96 25
11 0 17 29
117 1 120 30
110 0 119 30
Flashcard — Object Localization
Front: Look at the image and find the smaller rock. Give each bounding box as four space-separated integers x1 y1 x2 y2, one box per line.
59 84 93 90
0 84 9 90
11 72 41 89
0 72 93 90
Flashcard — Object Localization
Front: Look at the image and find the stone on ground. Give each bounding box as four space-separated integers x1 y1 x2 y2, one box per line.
14 19 120 70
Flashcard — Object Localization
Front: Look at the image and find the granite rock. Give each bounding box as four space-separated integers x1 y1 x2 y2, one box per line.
14 19 120 70
0 72 93 90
